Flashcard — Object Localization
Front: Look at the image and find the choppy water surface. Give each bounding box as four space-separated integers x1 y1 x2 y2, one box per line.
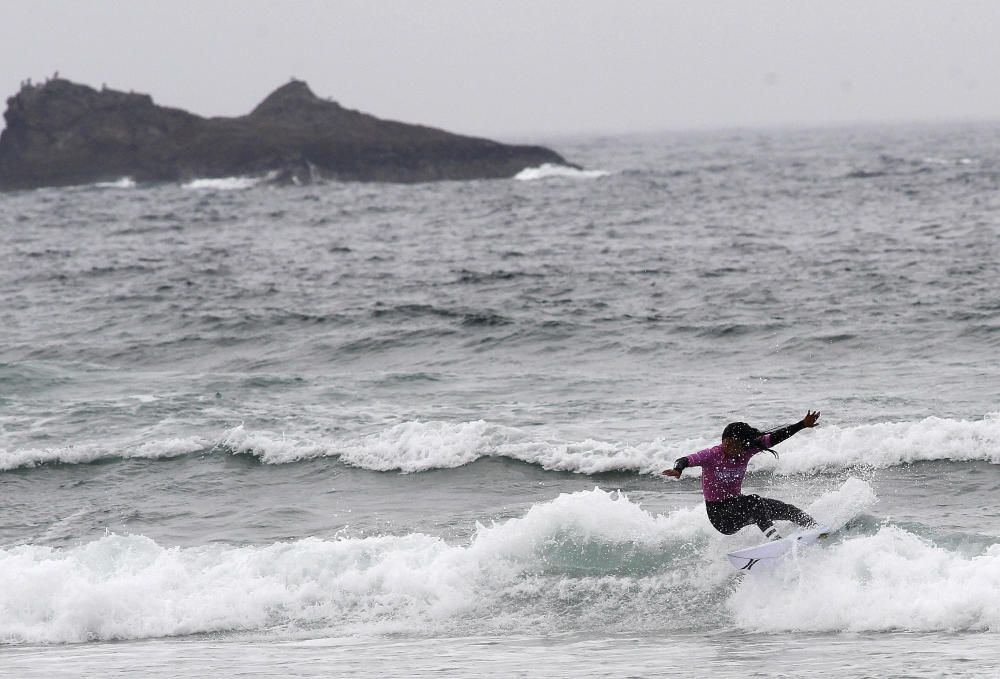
2 124 999 677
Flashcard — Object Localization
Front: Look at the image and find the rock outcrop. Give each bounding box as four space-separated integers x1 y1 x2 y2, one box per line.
0 79 572 190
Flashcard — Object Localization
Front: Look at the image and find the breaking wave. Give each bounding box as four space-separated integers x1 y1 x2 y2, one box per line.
3 413 999 474
182 176 264 191
219 413 1000 474
514 164 611 181
2 480 994 644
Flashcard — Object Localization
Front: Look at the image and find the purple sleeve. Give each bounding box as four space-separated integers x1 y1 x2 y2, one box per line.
685 446 719 467
759 433 773 448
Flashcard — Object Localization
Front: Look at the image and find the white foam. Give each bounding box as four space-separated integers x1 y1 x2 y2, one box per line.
0 436 207 471
213 420 703 473
182 176 261 190
411 413 1000 475
729 527 1000 632
804 477 878 529
5 413 998 474
470 487 707 560
217 413 1000 475
338 420 506 472
95 177 136 189
565 413 999 475
0 489 717 643
922 157 976 166
757 413 1000 474
130 436 209 459
8 481 986 643
491 412 1000 475
212 421 701 475
727 479 1000 633
218 424 327 464
218 420 517 472
514 164 610 181
0 443 101 470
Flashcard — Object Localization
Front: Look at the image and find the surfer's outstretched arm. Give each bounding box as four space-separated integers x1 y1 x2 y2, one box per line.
766 410 820 446
662 457 688 478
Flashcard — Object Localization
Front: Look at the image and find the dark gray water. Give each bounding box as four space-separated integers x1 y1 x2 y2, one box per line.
1 124 999 676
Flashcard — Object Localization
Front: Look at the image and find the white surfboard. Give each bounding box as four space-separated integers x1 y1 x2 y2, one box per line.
726 526 832 571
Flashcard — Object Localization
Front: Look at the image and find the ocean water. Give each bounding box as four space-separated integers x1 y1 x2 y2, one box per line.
1 123 999 677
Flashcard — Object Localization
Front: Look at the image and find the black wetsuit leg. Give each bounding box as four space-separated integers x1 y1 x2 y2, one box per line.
705 495 816 535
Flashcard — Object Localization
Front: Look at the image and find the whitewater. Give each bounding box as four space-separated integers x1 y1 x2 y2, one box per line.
4 413 1000 473
2 124 999 677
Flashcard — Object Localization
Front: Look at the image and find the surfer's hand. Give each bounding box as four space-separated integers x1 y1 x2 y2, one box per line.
802 410 821 428
662 469 681 478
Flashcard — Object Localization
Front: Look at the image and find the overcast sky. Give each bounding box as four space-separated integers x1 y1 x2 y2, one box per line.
2 0 999 138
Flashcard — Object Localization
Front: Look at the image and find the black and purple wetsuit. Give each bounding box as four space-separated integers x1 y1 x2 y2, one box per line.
672 421 816 536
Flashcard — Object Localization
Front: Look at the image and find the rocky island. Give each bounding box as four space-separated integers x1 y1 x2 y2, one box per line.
0 78 573 190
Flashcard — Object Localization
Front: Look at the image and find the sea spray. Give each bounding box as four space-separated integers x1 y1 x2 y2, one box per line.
729 528 1000 632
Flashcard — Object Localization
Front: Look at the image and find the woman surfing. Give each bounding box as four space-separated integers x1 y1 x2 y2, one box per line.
662 410 821 540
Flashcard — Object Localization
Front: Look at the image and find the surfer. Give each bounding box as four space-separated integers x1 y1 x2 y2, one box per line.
662 411 821 540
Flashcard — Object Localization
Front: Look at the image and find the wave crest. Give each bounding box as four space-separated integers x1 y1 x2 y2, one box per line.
182 176 264 190
0 436 207 471
514 164 610 181
0 489 705 643
3 481 992 643
4 414 999 474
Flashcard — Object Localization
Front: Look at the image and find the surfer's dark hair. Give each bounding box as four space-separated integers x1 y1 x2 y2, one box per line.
722 422 779 458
